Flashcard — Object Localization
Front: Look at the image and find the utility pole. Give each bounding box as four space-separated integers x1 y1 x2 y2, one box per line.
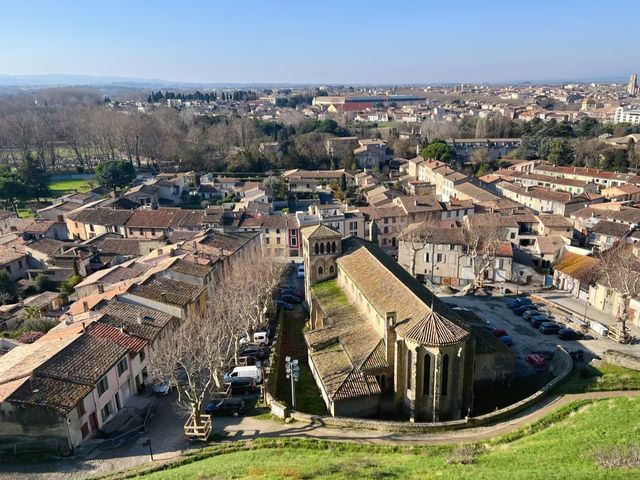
285 356 300 410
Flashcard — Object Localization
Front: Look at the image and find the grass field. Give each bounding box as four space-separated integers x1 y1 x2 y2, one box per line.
48 178 94 197
118 397 640 480
554 361 640 394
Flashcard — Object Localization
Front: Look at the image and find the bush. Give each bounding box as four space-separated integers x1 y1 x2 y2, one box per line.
33 274 56 293
60 274 83 296
22 316 58 334
446 445 478 465
16 331 45 344
593 444 640 468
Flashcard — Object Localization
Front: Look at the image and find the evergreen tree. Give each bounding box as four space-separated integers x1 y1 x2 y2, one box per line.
19 154 50 201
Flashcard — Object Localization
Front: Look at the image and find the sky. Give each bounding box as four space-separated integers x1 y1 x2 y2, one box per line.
1 0 639 85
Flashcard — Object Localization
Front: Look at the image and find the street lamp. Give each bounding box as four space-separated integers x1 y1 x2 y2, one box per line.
284 356 300 410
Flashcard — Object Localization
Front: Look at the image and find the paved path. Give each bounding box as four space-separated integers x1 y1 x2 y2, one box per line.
215 390 640 445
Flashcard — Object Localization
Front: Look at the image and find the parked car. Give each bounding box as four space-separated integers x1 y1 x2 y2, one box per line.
529 315 551 328
151 381 173 396
539 322 561 334
240 331 270 347
239 346 267 360
523 308 549 321
204 398 246 417
280 288 304 299
558 328 584 341
526 353 552 369
235 355 257 367
274 300 294 311
491 328 508 337
498 335 514 347
296 265 305 278
513 304 540 315
227 377 259 396
224 365 263 384
507 297 532 309
279 294 303 304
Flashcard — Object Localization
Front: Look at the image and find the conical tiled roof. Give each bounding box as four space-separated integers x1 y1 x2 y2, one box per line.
401 309 469 346
301 224 341 240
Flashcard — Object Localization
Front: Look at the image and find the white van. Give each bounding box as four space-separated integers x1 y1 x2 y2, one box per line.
297 264 305 278
224 366 263 384
590 321 609 337
239 331 270 347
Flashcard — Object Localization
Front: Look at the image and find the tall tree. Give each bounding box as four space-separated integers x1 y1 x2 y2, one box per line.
95 159 136 194
18 154 51 201
0 167 31 214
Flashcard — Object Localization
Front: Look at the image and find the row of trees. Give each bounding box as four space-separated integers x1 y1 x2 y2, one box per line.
148 253 283 423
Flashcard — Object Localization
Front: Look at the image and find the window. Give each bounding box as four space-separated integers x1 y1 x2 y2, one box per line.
329 265 334 274
81 423 90 439
97 375 109 397
139 349 146 362
139 228 143 235
291 237 297 247
291 230 297 237
318 266 324 275
436 253 443 263
18 260 23 268
406 350 412 390
331 241 336 253
449 245 455 251
314 243 319 254
424 252 430 262
265 228 270 234
77 400 86 417
151 228 156 236
441 354 449 396
276 229 281 234
101 400 114 423
276 237 281 245
423 354 431 395
320 243 325 254
383 226 389 234
117 358 128 376
265 237 270 244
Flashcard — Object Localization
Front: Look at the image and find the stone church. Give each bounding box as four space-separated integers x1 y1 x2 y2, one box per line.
301 224 513 421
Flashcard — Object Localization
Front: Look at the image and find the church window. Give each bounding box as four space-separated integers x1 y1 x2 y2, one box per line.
423 354 431 395
441 354 449 396
407 350 412 390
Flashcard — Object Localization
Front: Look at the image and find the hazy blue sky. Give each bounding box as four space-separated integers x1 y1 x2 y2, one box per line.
1 0 639 84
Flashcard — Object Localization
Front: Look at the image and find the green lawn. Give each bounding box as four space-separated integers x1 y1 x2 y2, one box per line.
554 361 640 394
120 397 640 480
48 178 94 197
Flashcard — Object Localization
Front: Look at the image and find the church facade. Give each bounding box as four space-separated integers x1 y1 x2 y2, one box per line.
301 224 479 421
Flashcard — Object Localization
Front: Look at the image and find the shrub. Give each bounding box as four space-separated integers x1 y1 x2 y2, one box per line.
60 274 83 296
22 316 58 334
34 274 56 293
593 444 640 468
446 445 478 465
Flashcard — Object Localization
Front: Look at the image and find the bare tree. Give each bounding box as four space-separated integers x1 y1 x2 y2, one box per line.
398 221 439 277
462 215 507 293
597 244 640 343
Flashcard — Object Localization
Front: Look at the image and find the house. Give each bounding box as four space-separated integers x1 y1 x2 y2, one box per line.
495 182 603 216
552 251 600 299
283 169 352 194
601 183 640 202
301 225 512 420
0 245 28 281
66 208 133 241
123 184 160 208
238 213 300 259
353 139 387 169
589 220 631 251
124 208 204 239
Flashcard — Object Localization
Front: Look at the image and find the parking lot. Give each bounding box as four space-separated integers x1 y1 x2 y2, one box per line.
442 294 636 377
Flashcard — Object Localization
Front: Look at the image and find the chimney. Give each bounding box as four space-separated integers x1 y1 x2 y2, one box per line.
158 248 164 255
384 312 397 364
97 284 104 294
82 301 89 313
160 292 167 302
19 297 24 307
136 314 143 325
81 321 86 333
192 241 198 253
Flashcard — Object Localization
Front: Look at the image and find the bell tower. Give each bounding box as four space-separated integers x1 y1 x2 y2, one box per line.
301 224 342 300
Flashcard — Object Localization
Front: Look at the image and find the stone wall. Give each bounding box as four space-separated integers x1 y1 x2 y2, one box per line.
602 350 640 372
278 346 573 433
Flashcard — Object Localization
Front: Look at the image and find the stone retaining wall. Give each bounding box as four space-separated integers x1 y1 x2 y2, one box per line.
602 349 640 372
272 346 573 433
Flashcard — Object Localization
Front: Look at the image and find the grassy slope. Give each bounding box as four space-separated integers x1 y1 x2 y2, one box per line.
555 361 640 394
130 397 640 480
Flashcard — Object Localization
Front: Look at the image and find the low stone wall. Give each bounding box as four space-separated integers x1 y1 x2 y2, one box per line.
602 350 640 372
280 346 573 433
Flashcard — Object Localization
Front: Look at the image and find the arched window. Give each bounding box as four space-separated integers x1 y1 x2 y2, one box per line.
441 354 449 396
314 243 319 254
423 354 431 395
329 265 335 274
326 242 331 253
318 265 324 275
407 349 412 390
320 243 325 254
331 241 336 253
378 374 386 390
